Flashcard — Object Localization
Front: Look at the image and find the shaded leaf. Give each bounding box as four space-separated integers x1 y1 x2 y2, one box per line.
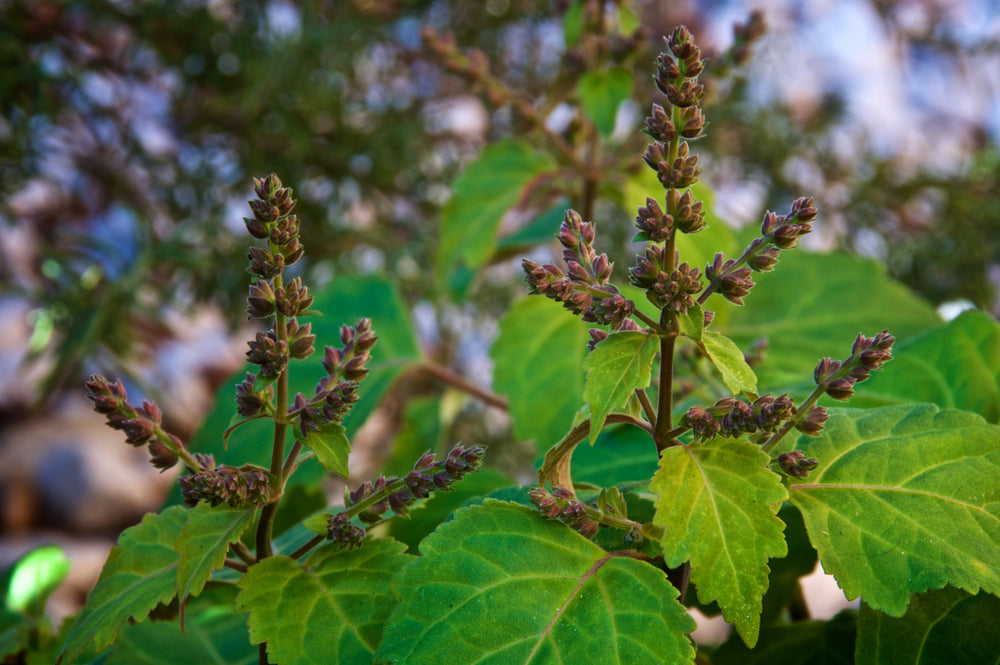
492 297 589 450
562 1 584 47
583 331 657 443
717 251 940 389
376 500 695 665
436 140 556 293
58 506 188 664
300 420 350 477
783 404 1000 616
578 67 633 136
759 504 818 627
237 539 412 664
496 202 569 252
856 587 1000 665
713 610 856 665
651 438 788 646
176 503 256 604
698 330 758 396
853 310 1000 423
563 423 657 487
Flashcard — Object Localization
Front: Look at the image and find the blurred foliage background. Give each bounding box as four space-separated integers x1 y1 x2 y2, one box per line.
1 0 998 421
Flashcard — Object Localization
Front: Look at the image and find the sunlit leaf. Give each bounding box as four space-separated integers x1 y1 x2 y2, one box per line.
176 503 256 604
237 539 412 665
651 438 788 646
300 420 350 477
782 404 1000 616
699 330 758 396
376 500 696 664
583 331 657 443
3 545 70 620
577 67 633 137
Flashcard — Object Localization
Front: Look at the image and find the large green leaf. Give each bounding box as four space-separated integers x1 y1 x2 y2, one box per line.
577 66 633 137
583 331 657 443
436 140 556 292
376 500 695 665
650 438 788 646
58 506 188 664
713 610 856 665
171 275 420 502
717 251 940 389
176 503 256 604
563 423 657 487
698 330 758 396
492 296 589 450
856 587 1000 665
782 404 1000 616
108 587 255 665
236 539 412 664
853 310 1000 422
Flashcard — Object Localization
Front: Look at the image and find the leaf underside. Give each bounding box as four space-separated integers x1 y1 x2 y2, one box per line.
376 500 695 665
783 404 1000 616
651 438 788 647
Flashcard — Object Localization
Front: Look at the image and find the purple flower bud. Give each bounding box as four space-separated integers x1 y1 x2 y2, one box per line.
814 358 841 384
796 406 829 435
825 377 856 400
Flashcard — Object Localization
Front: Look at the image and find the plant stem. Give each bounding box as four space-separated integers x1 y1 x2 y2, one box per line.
257 276 288 560
416 361 509 410
230 541 256 565
223 558 248 573
289 534 325 561
635 388 657 427
760 382 826 453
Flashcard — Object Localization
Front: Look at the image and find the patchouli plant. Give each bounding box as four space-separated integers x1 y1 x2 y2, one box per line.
40 24 1000 665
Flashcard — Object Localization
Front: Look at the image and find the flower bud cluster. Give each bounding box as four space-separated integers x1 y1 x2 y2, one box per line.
178 457 273 508
235 372 273 417
814 330 895 401
522 210 635 328
326 513 366 550
337 444 486 527
290 380 359 438
705 253 755 306
528 486 600 539
322 318 377 383
629 246 703 313
84 374 184 470
730 10 766 66
683 394 796 444
244 174 303 272
777 451 818 479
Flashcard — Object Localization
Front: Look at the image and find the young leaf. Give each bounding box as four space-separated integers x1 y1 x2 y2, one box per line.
436 140 556 294
577 67 633 137
301 420 350 477
783 404 1000 616
376 500 696 665
175 503 256 604
698 330 758 397
492 296 589 450
236 539 412 664
852 309 1000 422
855 587 1000 665
583 331 658 443
650 438 788 647
58 506 188 664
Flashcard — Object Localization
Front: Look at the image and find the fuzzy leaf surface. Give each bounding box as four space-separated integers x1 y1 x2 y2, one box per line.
783 404 1000 615
650 438 788 646
236 539 412 665
301 420 350 477
176 503 256 604
58 506 187 663
577 66 633 136
699 330 758 396
583 331 657 443
856 587 1000 665
853 310 1000 422
436 140 555 292
376 500 695 665
717 250 940 388
492 297 589 450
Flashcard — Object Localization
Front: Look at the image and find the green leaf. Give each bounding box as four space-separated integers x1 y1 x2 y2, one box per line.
856 587 1000 665
562 1 584 47
376 500 696 664
236 539 412 665
717 251 940 389
583 331 657 443
492 296 589 450
107 586 255 665
577 67 633 137
759 504 818 627
436 140 556 293
170 275 420 503
699 330 758 396
175 503 255 604
678 301 704 341
3 545 70 620
496 202 568 252
58 506 188 663
301 420 350 477
566 424 657 487
713 610 857 665
650 438 788 646
783 404 1000 616
853 310 1000 422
